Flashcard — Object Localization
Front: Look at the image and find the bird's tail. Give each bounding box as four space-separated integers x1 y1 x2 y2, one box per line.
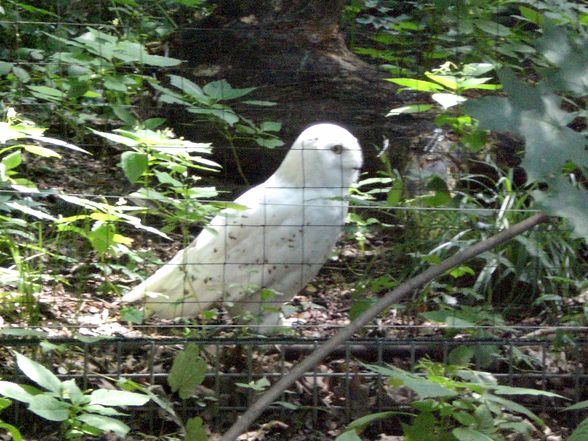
121 253 191 316
121 260 182 303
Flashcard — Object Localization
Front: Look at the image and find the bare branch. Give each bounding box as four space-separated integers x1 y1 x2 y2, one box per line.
222 212 550 441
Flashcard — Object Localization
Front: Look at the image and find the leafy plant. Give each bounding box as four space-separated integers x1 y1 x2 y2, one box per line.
0 397 23 441
236 377 271 392
352 0 586 75
388 62 500 152
337 359 563 441
567 400 588 441
0 7 183 131
0 108 89 319
91 125 221 235
0 109 187 317
397 156 587 324
153 75 283 183
0 352 150 439
120 343 209 440
466 22 588 242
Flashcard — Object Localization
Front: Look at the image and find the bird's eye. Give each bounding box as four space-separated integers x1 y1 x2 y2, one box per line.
331 144 343 155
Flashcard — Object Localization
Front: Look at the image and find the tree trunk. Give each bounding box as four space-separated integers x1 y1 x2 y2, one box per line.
171 0 433 182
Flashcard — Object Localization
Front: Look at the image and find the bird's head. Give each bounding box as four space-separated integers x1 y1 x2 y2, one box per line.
273 123 363 188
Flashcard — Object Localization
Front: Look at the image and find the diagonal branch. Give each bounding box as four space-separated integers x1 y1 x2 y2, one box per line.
222 212 550 441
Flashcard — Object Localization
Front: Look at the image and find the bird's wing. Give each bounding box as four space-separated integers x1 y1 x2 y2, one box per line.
122 182 305 317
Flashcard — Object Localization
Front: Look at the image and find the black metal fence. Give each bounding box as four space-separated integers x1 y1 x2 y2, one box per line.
2 329 587 437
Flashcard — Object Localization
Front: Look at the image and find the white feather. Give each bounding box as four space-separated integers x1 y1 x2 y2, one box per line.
122 123 363 327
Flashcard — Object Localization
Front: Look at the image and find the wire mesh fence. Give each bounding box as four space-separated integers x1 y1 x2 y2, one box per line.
1 1 588 439
1 332 587 437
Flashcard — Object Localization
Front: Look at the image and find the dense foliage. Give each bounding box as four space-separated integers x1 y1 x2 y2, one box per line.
0 0 587 439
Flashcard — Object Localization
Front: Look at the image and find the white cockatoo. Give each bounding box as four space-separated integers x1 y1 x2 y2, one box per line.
122 123 363 329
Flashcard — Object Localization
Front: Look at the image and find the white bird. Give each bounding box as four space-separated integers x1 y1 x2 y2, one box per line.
122 123 363 330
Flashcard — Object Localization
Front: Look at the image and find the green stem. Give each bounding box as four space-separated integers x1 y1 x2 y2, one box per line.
225 130 249 185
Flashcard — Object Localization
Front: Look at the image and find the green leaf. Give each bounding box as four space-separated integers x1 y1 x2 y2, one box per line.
452 427 494 441
484 394 544 425
565 400 588 411
387 179 403 205
0 397 11 411
130 188 169 202
349 297 378 321
203 79 256 101
448 346 474 366
260 121 282 132
0 422 23 441
189 106 240 126
452 411 477 426
432 93 467 109
28 134 89 154
61 379 86 405
493 385 563 398
27 86 65 100
2 151 21 170
462 63 495 76
242 100 277 106
255 137 284 148
403 411 437 440
335 431 363 441
15 352 62 394
457 370 497 387
0 61 13 75
87 223 115 254
459 77 499 90
120 151 148 183
534 179 588 242
275 401 299 410
66 79 89 98
0 328 48 337
425 73 458 90
346 411 399 431
120 307 144 324
12 67 30 82
23 144 61 158
448 265 475 279
89 389 149 406
569 418 588 441
519 119 586 183
475 20 511 37
154 170 183 187
465 61 588 243
143 118 166 129
112 105 136 125
465 96 516 133
236 377 270 392
104 76 128 92
111 41 182 67
185 417 208 441
537 23 588 96
168 343 207 399
519 6 544 26
386 78 444 92
28 395 69 421
4 201 51 221
169 75 207 102
364 364 457 399
387 104 433 116
0 381 35 404
84 404 126 416
77 414 131 438
13 3 58 17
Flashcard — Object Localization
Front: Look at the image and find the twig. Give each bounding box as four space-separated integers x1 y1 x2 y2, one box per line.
221 212 550 441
